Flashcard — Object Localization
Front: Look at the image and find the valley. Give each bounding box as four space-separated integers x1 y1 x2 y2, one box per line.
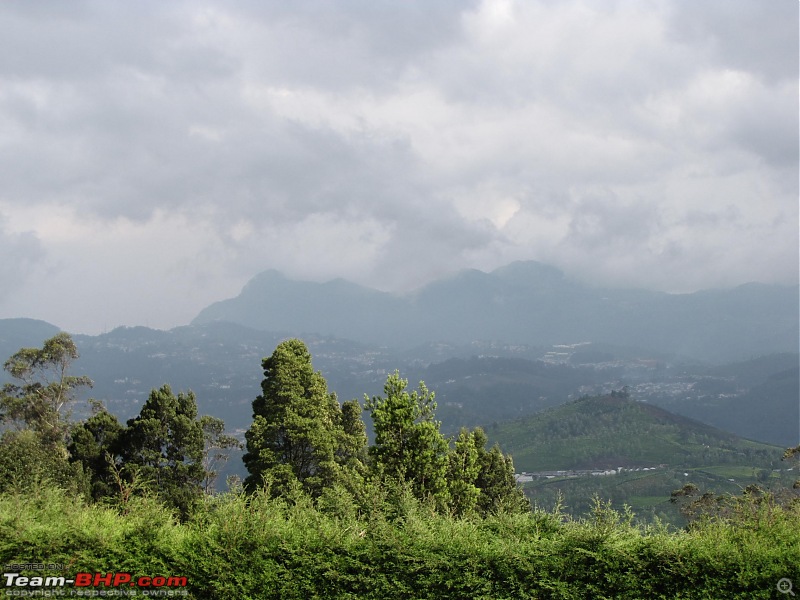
0 264 797 525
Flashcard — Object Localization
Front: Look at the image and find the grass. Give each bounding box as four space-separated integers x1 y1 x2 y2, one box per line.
695 465 764 479
626 496 669 508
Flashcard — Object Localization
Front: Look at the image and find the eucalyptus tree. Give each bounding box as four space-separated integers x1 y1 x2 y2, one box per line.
200 415 242 494
0 333 91 493
0 332 92 446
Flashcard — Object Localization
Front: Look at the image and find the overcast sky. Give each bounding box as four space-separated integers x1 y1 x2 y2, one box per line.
0 0 797 334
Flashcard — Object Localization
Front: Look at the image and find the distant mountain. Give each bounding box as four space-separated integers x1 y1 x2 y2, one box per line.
486 393 782 473
0 318 61 361
193 270 412 348
192 261 799 363
664 356 800 447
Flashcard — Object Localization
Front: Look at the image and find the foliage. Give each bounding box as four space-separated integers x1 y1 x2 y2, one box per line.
0 333 92 443
0 332 92 445
243 339 351 497
68 400 125 501
0 334 798 596
365 371 450 510
0 333 92 494
0 429 88 495
447 427 481 516
1 482 798 599
474 433 530 516
199 415 242 494
120 385 206 519
447 427 529 517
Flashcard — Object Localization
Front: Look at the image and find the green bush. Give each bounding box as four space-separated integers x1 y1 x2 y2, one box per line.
0 485 798 599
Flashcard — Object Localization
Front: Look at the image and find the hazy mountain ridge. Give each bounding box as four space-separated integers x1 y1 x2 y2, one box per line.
1 260 797 447
192 261 799 362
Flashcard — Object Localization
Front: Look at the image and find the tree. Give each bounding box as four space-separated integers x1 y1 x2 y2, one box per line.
445 426 529 517
120 385 205 518
337 398 368 470
474 432 529 515
199 415 242 494
447 428 481 516
68 400 125 501
0 332 92 446
243 339 343 497
0 428 89 495
365 371 449 509
0 333 91 494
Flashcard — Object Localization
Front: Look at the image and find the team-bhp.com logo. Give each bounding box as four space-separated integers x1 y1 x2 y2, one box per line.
3 572 188 596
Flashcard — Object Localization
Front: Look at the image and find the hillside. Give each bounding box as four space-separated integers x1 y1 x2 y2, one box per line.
488 393 782 473
485 393 790 520
0 318 60 360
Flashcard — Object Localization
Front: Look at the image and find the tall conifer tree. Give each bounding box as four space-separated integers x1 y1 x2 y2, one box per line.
243 339 344 497
365 371 450 509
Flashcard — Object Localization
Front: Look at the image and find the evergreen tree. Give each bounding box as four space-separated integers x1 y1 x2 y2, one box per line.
338 398 368 469
447 427 481 516
121 385 205 518
68 401 124 501
243 339 343 497
474 429 529 515
365 371 450 509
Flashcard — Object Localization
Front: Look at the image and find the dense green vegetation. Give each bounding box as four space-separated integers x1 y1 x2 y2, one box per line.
1 333 798 597
242 340 525 517
1 482 798 599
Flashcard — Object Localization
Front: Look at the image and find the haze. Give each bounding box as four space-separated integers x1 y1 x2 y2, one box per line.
0 0 797 334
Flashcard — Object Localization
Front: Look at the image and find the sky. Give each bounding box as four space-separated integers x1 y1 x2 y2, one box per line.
0 0 797 334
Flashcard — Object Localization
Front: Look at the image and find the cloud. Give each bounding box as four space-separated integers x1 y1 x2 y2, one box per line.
0 0 795 333
666 0 798 84
0 217 45 301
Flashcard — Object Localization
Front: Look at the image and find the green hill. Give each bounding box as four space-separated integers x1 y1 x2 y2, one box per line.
488 392 782 472
486 393 790 521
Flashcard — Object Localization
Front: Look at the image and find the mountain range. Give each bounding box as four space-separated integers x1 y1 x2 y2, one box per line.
193 261 799 363
0 260 797 448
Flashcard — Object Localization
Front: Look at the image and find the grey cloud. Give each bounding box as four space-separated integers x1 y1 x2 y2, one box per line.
0 0 796 332
728 85 799 167
0 224 46 300
666 0 798 84
563 193 661 251
0 2 240 83
230 0 478 90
